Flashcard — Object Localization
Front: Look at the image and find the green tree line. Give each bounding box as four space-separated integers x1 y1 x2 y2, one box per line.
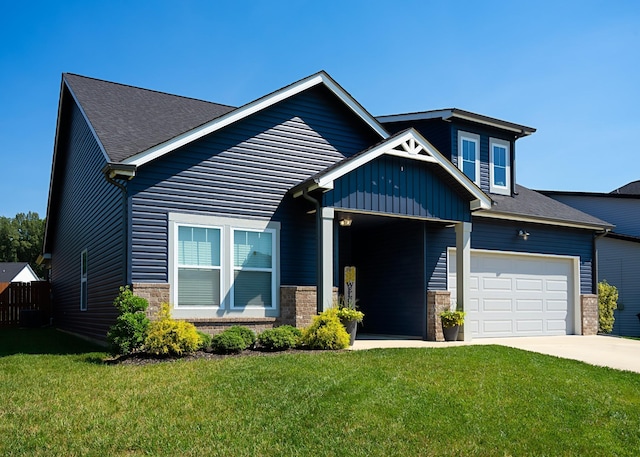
0 212 46 279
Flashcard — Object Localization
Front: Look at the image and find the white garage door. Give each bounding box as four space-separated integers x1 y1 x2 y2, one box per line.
448 250 577 338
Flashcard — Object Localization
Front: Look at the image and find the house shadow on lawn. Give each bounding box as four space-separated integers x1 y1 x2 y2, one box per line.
0 328 106 358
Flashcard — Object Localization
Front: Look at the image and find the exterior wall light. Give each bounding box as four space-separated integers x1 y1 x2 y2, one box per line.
339 217 353 227
517 229 530 240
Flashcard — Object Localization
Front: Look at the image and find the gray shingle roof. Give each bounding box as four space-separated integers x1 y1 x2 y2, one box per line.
486 185 613 229
0 262 31 282
612 180 640 195
63 73 236 163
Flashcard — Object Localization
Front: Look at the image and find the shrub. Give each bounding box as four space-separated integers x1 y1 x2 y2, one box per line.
197 331 212 351
211 331 247 354
598 280 618 334
300 308 350 350
226 326 256 348
440 310 466 328
107 286 150 355
257 326 302 351
144 303 201 356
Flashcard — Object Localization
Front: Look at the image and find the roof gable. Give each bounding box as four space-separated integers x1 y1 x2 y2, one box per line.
0 262 37 282
292 128 491 211
120 71 389 167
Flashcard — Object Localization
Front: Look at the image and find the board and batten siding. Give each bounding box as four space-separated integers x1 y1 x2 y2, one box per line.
322 155 472 222
50 95 125 341
129 86 380 286
426 218 595 294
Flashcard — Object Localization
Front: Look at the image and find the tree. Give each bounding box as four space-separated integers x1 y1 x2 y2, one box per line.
0 212 46 278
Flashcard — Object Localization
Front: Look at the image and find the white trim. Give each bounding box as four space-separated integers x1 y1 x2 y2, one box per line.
168 213 280 319
489 138 511 195
123 72 388 167
80 249 88 311
457 131 480 186
474 210 611 231
446 247 581 337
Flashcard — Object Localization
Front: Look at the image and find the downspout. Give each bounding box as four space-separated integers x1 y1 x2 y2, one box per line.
302 188 323 313
102 164 136 286
592 229 611 293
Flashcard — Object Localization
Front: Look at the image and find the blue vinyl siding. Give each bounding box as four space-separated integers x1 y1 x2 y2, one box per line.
129 86 379 286
48 93 125 341
323 155 472 222
380 119 453 161
426 218 595 294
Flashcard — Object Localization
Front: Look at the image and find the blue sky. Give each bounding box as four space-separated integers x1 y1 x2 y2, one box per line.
1 0 639 217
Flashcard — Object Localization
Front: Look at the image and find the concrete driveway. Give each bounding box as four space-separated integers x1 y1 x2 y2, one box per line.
352 335 640 374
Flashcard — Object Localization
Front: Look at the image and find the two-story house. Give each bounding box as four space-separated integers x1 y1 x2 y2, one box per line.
41 71 611 343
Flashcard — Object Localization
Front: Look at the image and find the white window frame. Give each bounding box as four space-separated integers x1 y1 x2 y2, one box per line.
489 137 511 195
230 227 277 310
80 249 88 311
168 213 280 319
176 224 223 309
457 131 480 185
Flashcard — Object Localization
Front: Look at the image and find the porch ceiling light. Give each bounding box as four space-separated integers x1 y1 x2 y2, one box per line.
517 229 530 240
339 217 353 227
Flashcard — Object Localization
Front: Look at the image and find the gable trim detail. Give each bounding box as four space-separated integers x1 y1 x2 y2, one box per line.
292 128 491 211
122 71 389 167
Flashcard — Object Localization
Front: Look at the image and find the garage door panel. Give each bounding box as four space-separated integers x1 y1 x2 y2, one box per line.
515 278 543 291
482 298 512 312
516 320 543 332
449 250 576 338
516 299 543 312
482 277 512 291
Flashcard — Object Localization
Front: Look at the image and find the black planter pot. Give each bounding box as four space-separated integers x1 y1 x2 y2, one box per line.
342 319 358 346
443 325 460 342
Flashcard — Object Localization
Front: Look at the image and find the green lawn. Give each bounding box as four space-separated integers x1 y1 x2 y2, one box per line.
1 329 639 456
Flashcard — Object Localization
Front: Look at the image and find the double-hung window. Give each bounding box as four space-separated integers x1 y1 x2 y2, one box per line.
489 138 511 195
170 213 279 318
457 131 480 185
177 226 221 306
80 249 88 311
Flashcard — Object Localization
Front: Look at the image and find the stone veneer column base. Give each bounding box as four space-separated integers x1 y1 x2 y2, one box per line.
580 294 598 335
427 290 451 342
131 283 170 319
278 286 318 328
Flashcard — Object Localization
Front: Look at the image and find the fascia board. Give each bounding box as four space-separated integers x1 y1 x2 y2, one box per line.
475 210 613 231
124 72 389 167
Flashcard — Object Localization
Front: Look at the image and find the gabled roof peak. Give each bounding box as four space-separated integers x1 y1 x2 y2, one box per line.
377 108 536 138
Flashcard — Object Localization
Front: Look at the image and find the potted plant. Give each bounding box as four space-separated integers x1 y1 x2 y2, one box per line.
439 309 465 342
335 296 364 346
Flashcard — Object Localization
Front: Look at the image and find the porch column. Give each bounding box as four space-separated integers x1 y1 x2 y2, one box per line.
319 207 335 312
455 221 472 341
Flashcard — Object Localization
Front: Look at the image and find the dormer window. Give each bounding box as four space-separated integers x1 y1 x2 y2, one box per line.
490 138 511 195
457 131 480 185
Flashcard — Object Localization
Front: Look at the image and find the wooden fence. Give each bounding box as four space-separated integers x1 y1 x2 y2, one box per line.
0 281 52 328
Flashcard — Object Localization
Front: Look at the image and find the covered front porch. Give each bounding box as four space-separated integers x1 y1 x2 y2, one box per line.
291 129 489 341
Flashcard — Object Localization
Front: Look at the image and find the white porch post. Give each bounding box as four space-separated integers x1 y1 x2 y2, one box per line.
319 207 335 312
455 221 472 341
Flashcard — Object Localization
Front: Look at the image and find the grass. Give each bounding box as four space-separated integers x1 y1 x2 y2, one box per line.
1 329 639 456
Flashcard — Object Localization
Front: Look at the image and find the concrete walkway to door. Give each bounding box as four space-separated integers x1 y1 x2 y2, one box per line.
352 334 640 374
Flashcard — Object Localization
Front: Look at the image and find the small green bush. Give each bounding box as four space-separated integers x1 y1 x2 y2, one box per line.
598 280 618 334
211 331 247 354
107 286 150 355
440 310 466 328
144 303 201 356
197 331 212 351
257 326 302 351
301 308 350 350
226 326 256 348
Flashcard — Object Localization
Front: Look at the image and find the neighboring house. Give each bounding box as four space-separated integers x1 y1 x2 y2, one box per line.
41 72 611 343
542 182 640 336
0 262 39 283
